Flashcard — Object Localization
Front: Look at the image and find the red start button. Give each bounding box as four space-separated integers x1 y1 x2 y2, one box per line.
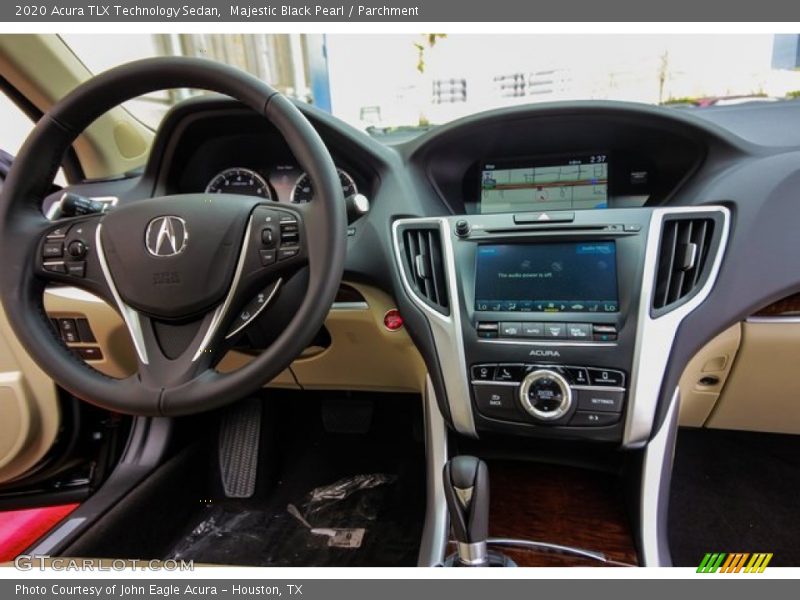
383 309 404 331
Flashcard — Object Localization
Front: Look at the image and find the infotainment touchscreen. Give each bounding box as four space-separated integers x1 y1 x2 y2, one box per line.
480 154 608 213
474 242 619 313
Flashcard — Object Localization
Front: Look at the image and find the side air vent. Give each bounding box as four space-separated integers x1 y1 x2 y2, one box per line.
652 217 716 312
401 226 450 314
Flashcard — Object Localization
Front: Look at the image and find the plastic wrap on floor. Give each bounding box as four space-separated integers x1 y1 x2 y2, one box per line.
166 473 420 566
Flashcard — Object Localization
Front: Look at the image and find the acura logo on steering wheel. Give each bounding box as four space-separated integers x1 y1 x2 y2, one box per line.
145 216 188 257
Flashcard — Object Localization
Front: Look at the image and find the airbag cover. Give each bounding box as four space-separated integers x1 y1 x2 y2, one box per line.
100 194 259 319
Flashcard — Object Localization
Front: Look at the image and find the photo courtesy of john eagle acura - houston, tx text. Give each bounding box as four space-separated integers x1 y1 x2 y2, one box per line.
0 30 799 574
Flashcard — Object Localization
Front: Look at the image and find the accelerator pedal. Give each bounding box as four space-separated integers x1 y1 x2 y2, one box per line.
218 398 262 498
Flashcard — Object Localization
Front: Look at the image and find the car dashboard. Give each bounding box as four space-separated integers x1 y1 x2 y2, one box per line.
37 96 800 449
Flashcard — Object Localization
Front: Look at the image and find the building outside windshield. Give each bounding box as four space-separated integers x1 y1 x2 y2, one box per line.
3 33 800 158
51 33 800 140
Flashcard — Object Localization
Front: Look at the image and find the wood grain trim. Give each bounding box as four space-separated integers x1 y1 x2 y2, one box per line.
486 461 638 567
754 292 800 317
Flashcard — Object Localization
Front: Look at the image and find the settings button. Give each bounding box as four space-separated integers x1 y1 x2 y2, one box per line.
576 389 624 412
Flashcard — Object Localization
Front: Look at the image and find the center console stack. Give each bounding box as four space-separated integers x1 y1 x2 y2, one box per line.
450 208 641 443
395 204 728 447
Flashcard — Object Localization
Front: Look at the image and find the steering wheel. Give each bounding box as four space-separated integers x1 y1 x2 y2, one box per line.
0 57 347 416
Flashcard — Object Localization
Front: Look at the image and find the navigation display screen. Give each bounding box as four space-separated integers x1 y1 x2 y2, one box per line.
474 242 619 313
479 154 608 213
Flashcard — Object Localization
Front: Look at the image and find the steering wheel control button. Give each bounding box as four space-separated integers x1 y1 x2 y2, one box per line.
576 389 624 413
473 384 521 421
261 227 275 246
238 292 270 323
225 279 283 340
66 240 88 259
73 347 104 361
251 207 305 272
46 225 70 239
587 368 625 387
278 247 299 261
259 249 277 266
67 263 86 278
57 318 79 344
570 411 620 427
499 322 523 337
279 221 300 245
43 261 67 274
43 242 64 258
566 323 592 339
519 369 573 421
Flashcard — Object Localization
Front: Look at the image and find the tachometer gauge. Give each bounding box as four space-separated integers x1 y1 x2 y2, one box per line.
290 168 357 203
205 167 272 199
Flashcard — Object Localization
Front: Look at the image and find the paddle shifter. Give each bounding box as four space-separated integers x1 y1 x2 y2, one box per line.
443 455 491 566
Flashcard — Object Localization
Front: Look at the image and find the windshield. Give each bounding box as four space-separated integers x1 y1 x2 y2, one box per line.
62 33 800 137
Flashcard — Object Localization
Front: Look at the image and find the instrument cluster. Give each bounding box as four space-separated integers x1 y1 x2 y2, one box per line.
204 164 358 204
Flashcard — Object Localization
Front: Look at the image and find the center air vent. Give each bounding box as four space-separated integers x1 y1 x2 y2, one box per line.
401 226 450 314
652 217 716 312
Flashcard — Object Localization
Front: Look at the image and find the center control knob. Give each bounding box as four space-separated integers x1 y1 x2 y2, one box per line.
518 369 573 421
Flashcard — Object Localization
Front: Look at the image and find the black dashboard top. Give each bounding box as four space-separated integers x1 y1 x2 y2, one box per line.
46 96 793 299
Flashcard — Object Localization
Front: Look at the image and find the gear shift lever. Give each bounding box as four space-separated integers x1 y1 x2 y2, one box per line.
443 455 490 566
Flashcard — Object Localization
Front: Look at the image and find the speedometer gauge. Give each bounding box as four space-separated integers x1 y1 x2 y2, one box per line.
290 168 357 204
206 168 272 199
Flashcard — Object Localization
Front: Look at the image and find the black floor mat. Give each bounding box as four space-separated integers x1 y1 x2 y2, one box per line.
164 393 425 566
166 473 419 566
669 428 800 567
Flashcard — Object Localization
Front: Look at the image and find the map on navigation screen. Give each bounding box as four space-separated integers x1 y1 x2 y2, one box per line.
480 156 608 213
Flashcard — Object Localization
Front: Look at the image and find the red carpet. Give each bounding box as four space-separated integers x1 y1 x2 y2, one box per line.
0 504 79 561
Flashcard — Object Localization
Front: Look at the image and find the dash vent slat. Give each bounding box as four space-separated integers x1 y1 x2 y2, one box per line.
401 227 450 314
652 217 715 311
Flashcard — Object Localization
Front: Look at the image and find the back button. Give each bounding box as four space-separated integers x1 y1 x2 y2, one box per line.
473 384 521 421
